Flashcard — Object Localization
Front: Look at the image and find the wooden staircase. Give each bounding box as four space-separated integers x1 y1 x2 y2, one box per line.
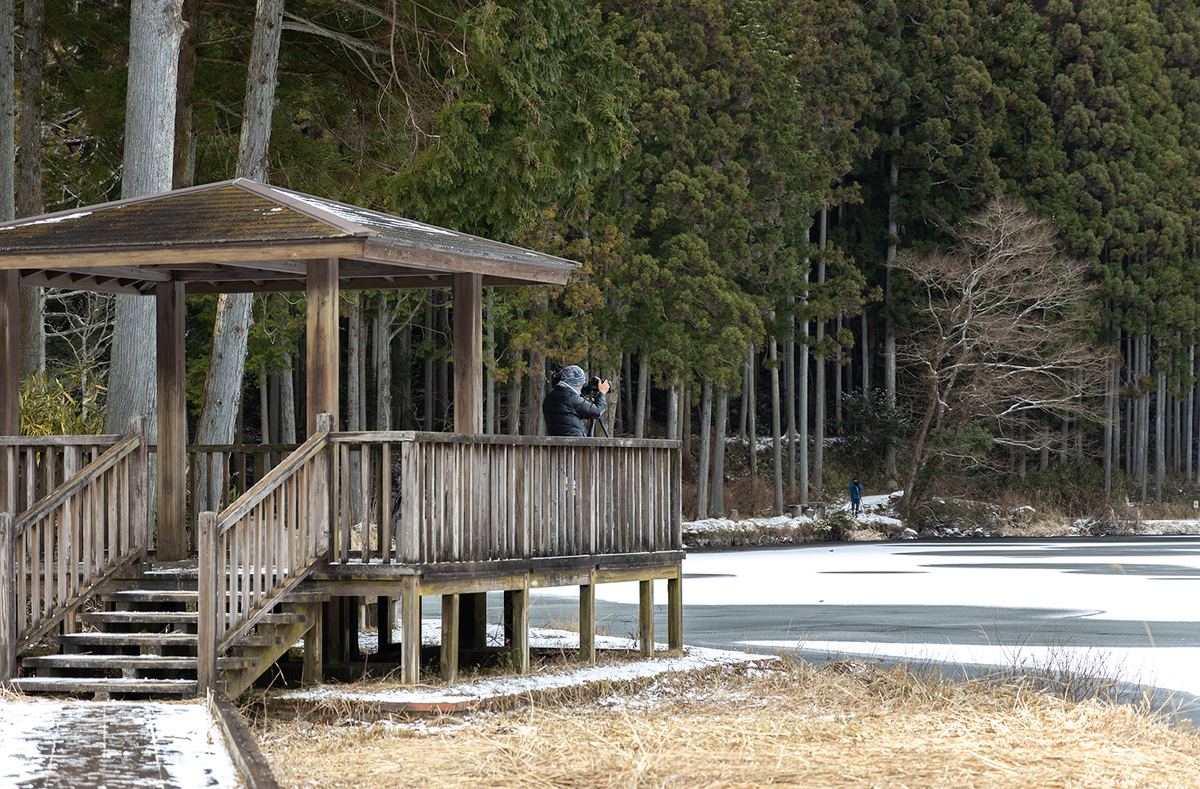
11 565 322 699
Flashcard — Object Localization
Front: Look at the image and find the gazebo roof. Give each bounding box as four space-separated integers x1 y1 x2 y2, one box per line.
0 179 575 295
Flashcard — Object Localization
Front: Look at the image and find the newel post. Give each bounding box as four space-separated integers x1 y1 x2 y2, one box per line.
197 511 218 695
0 512 14 684
314 412 334 556
130 416 150 557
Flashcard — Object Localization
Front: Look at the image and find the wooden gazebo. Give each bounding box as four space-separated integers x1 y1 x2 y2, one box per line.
0 180 683 698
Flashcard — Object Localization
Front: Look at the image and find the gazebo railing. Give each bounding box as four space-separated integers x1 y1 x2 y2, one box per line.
327 432 683 566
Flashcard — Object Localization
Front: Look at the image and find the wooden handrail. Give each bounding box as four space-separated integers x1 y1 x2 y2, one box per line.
13 434 141 537
217 433 329 533
197 416 335 692
6 419 148 657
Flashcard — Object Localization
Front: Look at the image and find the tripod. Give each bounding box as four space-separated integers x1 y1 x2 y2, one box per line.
586 417 610 438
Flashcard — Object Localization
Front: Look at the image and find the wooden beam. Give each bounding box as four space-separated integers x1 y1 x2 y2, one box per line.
306 259 339 434
156 281 187 561
452 272 483 434
0 240 364 271
364 238 573 285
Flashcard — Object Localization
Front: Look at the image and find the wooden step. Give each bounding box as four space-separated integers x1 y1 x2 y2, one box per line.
22 653 256 671
8 677 198 696
49 632 197 647
77 611 199 625
78 610 306 626
100 590 198 605
23 654 200 670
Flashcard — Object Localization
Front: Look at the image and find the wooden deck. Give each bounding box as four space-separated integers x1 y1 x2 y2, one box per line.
3 423 684 697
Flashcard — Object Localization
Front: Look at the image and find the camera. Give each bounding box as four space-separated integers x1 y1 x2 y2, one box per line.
581 376 603 396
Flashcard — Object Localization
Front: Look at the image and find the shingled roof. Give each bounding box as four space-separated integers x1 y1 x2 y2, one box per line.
0 179 575 295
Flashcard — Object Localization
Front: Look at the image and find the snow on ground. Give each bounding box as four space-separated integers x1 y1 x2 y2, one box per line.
282 627 766 707
0 699 239 789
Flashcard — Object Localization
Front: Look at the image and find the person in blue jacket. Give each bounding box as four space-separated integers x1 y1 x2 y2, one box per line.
849 477 864 516
542 365 610 437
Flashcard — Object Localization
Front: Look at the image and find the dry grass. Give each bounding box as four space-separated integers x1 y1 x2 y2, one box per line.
256 659 1200 789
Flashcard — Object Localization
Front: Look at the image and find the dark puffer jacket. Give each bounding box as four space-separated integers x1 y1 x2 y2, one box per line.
542 383 606 437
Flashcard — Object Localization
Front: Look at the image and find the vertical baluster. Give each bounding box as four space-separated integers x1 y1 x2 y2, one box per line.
381 443 392 563
359 444 370 564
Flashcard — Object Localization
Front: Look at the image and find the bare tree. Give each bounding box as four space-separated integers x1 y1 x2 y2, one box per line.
895 197 1110 523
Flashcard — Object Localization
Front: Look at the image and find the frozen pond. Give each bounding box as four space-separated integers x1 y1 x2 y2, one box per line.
530 536 1200 710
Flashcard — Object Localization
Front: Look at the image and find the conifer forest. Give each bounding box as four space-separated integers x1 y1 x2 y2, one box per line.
12 0 1200 523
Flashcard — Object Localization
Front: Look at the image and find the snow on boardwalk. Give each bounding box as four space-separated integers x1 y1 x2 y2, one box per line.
0 700 239 789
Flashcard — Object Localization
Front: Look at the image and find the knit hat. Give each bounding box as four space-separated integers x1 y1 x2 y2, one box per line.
559 365 587 387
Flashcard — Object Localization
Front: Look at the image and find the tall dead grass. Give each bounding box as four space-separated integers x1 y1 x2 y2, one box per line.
257 659 1200 789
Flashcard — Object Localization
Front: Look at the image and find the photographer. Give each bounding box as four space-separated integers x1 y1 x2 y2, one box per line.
543 365 610 437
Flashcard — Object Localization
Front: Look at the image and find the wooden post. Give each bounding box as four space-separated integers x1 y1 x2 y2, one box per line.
0 271 18 514
667 570 683 651
400 576 421 685
157 281 187 560
579 573 596 666
440 593 459 684
509 585 529 675
131 416 150 556
638 580 654 658
452 274 489 652
307 259 339 435
196 511 218 695
302 603 323 686
0 512 14 683
452 272 483 434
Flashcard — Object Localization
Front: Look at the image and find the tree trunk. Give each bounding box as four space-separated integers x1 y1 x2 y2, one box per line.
884 126 900 481
666 380 678 440
1156 367 1165 504
769 336 783 516
16 0 43 375
348 292 362 431
507 368 521 435
696 380 712 519
193 0 281 453
173 0 198 188
634 358 648 438
105 0 184 437
738 353 749 440
785 299 795 494
711 386 727 516
622 353 633 434
377 297 392 432
681 385 691 456
747 345 757 479
814 207 826 497
799 267 809 507
485 290 495 434
424 300 435 429
280 351 296 443
0 0 13 224
1139 333 1150 500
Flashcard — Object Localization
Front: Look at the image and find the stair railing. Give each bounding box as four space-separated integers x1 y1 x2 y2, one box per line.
197 414 333 693
0 418 149 681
